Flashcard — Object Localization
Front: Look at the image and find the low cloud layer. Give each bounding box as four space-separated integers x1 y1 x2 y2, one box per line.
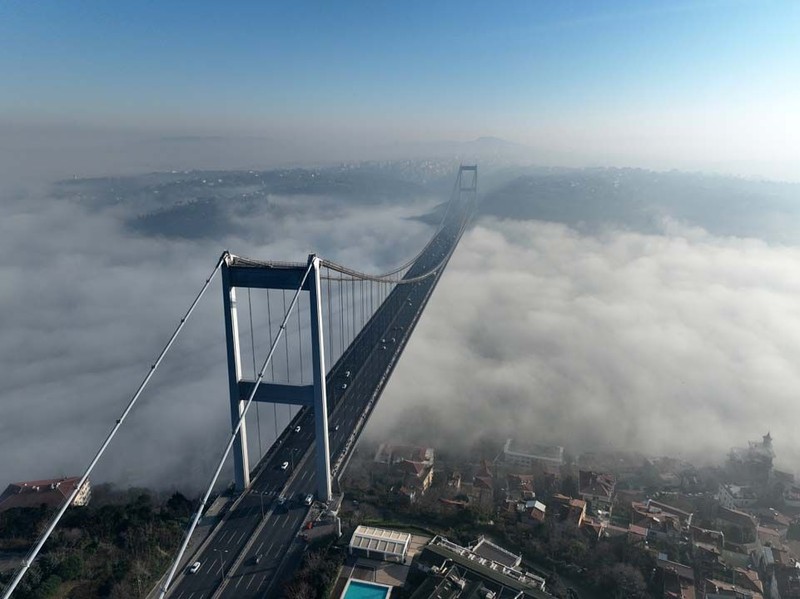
371 217 800 470
4 165 800 495
0 175 435 492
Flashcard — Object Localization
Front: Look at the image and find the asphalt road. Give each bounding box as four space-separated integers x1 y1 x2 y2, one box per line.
167 190 473 599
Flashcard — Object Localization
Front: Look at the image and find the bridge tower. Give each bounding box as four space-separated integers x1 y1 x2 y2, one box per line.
221 254 332 500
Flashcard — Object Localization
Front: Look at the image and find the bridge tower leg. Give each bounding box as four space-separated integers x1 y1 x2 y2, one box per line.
222 260 250 492
308 255 332 502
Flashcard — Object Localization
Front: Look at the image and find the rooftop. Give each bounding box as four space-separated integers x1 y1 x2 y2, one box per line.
349 526 411 560
471 537 521 569
420 537 550 599
578 470 616 500
0 476 88 513
504 439 564 462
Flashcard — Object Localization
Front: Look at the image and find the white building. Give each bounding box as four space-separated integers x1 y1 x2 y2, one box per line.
348 525 411 563
503 438 564 469
718 483 757 510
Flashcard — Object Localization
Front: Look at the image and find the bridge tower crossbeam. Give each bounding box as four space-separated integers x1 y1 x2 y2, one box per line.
221 254 332 501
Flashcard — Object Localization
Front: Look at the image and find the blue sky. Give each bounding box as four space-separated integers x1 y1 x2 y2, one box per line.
1 0 798 174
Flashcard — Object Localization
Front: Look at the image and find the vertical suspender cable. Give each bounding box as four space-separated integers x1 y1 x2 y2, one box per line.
1 254 226 599
326 267 333 367
266 290 278 439
247 289 262 461
282 290 291 417
158 262 313 599
344 274 349 348
339 272 345 356
350 279 356 340
297 293 304 384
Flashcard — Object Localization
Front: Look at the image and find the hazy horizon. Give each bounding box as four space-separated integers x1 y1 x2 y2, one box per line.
2 1 799 184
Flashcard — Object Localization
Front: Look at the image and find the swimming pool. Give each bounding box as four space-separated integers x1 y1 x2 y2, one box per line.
341 579 392 599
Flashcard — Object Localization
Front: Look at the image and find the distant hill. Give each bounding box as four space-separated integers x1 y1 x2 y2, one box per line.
478 167 800 243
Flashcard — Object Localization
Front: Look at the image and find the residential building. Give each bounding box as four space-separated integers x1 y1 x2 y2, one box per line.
714 507 758 545
374 443 435 502
0 476 91 513
375 444 434 468
415 536 553 598
631 498 694 541
471 536 521 569
395 459 434 493
718 484 758 510
505 473 535 503
726 433 775 487
549 494 586 528
658 556 695 599
783 484 800 509
503 439 564 469
578 470 616 518
703 578 764 599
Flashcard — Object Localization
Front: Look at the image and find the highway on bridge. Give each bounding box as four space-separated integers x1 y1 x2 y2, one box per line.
166 176 474 599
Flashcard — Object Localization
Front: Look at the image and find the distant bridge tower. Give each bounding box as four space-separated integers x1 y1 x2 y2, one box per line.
221 254 332 500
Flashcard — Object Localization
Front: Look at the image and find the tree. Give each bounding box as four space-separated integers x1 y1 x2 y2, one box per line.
604 563 649 598
165 492 193 517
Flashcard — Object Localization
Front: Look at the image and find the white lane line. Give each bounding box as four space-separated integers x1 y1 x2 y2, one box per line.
265 541 276 556
245 574 255 591
255 541 265 554
237 530 247 545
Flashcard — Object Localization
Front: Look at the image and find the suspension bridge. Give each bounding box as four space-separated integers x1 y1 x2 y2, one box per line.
1 165 477 599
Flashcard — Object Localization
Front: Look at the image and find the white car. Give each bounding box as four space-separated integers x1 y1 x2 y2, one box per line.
189 561 201 574
280 461 289 471
341 383 347 390
294 426 301 433
304 494 313 506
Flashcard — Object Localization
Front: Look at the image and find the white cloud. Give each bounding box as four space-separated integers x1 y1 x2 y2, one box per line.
372 217 800 471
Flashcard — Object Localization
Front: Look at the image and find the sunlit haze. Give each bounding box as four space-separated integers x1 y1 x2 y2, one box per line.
1 0 799 180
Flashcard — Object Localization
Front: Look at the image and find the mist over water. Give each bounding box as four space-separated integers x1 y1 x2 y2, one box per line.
371 216 800 471
0 167 436 492
2 156 800 492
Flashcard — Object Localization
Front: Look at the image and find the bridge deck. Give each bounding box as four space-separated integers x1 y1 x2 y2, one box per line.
166 170 475 599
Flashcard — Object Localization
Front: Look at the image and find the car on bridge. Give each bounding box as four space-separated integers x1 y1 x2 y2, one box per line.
280 461 289 471
294 425 301 433
188 561 201 574
304 494 313 506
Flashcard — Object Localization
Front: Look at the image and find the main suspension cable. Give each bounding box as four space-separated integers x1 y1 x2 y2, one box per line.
1 253 226 599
